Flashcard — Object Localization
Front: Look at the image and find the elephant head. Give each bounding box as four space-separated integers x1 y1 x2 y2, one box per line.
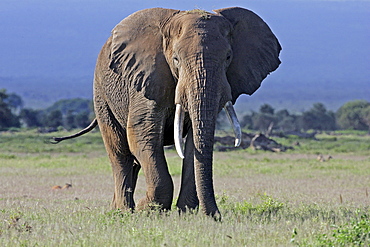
103 7 281 219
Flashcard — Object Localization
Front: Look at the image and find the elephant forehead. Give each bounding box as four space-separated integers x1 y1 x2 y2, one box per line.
173 12 232 37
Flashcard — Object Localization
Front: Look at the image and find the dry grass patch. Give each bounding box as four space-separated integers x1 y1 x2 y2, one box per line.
0 131 369 246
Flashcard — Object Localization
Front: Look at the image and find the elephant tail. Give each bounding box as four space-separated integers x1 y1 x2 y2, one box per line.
50 118 98 144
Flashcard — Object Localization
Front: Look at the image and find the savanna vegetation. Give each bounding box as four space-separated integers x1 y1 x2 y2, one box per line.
2 88 370 134
1 88 369 245
0 128 369 246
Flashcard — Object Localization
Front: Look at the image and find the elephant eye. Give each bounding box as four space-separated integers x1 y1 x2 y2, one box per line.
226 52 232 61
225 51 233 67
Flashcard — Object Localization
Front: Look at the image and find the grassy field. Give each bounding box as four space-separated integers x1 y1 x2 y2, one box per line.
0 130 369 246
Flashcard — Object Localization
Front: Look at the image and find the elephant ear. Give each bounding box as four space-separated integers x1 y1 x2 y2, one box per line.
214 7 281 102
109 8 179 100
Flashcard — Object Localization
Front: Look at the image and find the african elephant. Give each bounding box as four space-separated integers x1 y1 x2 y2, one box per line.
54 7 281 220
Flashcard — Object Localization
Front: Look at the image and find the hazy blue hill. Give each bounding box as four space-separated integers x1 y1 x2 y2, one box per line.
235 78 370 113
1 0 369 111
0 77 92 109
2 75 368 113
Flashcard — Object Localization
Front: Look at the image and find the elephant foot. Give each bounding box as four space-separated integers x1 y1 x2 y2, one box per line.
177 206 199 216
136 196 172 212
201 206 222 222
136 197 159 211
176 199 199 214
211 210 222 222
111 193 135 212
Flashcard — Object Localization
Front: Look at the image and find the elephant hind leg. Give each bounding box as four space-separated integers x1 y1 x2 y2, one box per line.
110 156 141 210
95 101 140 211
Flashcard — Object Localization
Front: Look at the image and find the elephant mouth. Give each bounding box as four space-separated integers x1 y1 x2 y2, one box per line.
174 101 241 158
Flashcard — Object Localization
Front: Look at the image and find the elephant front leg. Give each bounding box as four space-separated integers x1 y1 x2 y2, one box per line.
177 129 199 212
127 117 174 211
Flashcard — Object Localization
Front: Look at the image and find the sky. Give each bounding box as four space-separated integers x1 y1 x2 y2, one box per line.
0 0 288 77
0 0 369 110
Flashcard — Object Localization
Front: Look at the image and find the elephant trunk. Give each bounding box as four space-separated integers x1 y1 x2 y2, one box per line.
188 92 220 218
173 54 242 218
173 82 241 219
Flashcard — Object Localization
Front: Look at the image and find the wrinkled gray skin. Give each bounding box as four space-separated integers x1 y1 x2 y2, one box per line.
91 7 280 220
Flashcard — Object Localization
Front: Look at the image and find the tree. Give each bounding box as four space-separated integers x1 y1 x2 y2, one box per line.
4 93 24 114
64 110 77 130
0 89 20 129
252 113 276 133
46 98 92 115
43 98 93 129
19 108 43 127
260 104 275 115
336 100 370 130
74 112 90 128
361 105 370 133
252 105 277 133
275 109 297 132
240 114 253 129
300 103 336 131
43 110 63 128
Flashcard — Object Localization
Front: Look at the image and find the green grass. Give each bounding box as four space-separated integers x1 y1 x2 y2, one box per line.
0 129 105 154
1 195 368 246
314 214 370 246
275 132 370 155
0 130 369 246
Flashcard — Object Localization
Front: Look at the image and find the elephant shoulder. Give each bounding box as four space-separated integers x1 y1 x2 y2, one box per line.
109 8 180 73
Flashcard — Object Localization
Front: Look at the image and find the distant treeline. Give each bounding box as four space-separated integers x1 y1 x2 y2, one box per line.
0 89 93 131
217 101 370 133
1 89 370 133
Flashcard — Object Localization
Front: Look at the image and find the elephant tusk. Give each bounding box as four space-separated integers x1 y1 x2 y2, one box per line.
224 101 242 147
174 104 185 159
